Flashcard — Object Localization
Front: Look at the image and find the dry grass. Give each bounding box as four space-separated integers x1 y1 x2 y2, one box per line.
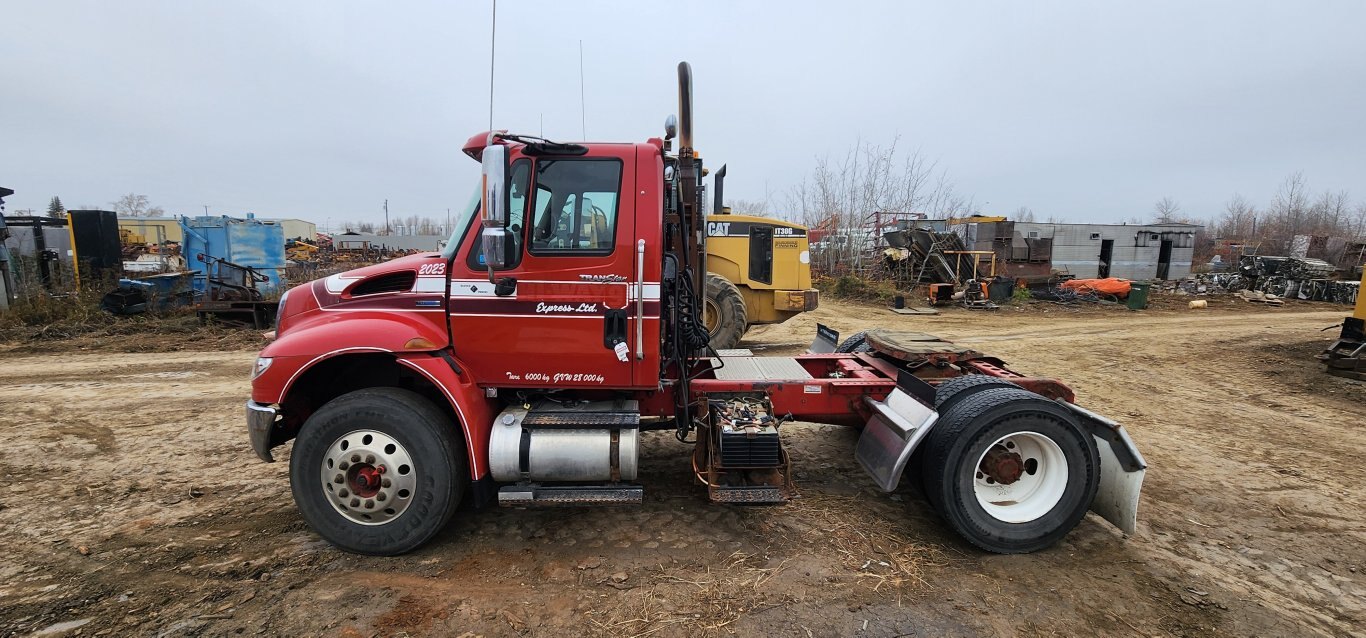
0 291 267 354
581 491 951 637
585 552 792 638
782 493 951 592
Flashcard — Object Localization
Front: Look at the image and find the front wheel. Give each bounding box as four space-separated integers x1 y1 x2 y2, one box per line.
289 387 467 555
919 387 1099 554
705 273 748 350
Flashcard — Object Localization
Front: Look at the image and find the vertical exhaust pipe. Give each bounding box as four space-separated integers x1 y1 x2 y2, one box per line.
713 165 727 215
677 62 693 152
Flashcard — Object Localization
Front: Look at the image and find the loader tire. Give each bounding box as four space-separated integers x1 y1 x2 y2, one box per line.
290 387 467 556
918 387 1098 554
705 273 747 350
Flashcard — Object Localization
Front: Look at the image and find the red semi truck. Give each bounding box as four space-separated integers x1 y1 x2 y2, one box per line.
247 63 1145 556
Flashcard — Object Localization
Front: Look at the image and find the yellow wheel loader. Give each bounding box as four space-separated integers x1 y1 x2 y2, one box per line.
704 165 818 350
1320 267 1366 380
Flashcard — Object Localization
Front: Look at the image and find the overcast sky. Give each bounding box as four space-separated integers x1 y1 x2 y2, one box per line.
3 0 1364 228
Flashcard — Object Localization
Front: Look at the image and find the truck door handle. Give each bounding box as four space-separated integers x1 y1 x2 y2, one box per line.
603 309 627 348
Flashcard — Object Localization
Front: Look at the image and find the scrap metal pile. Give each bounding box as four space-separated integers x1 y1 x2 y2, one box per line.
881 228 982 284
1175 255 1360 306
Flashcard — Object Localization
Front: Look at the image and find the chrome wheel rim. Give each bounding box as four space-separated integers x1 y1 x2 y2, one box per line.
320 429 416 526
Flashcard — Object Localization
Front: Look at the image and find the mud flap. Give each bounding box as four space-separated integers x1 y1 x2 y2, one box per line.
1066 403 1147 535
855 388 939 492
808 323 839 354
1091 436 1145 534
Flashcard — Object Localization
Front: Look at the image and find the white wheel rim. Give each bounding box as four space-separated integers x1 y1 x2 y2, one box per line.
972 431 1068 523
320 429 417 526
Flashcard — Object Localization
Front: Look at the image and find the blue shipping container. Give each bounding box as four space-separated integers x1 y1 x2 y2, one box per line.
180 214 286 296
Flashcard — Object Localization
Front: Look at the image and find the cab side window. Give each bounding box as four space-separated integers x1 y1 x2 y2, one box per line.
467 159 530 270
529 159 622 254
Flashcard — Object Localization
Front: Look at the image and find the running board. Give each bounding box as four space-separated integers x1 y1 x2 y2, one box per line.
497 484 643 507
710 485 787 504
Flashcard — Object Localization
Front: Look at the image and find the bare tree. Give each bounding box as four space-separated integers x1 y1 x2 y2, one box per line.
1310 190 1351 237
1013 206 1036 222
1153 196 1181 223
786 136 967 275
1216 194 1257 238
1268 172 1310 236
725 199 770 216
111 193 165 217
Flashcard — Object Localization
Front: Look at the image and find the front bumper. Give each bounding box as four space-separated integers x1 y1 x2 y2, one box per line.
247 401 281 462
775 289 820 313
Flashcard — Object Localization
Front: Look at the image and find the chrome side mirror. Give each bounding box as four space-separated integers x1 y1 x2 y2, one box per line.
479 144 508 278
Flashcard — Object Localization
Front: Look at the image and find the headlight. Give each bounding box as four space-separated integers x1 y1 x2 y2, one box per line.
252 357 273 380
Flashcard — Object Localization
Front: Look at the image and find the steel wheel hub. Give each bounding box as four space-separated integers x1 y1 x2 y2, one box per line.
972 431 1068 523
320 429 416 526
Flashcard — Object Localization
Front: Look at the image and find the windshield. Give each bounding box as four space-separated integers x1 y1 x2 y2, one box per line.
440 183 482 260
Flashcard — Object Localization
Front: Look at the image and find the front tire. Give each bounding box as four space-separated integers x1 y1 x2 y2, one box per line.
289 387 467 555
705 273 747 350
919 387 1099 554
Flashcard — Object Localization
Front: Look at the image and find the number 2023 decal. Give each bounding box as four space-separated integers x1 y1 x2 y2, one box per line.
418 263 446 276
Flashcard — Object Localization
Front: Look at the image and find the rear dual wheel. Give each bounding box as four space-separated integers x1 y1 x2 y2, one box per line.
919 387 1099 554
289 388 467 555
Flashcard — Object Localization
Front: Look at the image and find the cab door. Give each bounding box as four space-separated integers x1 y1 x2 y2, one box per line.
449 149 639 389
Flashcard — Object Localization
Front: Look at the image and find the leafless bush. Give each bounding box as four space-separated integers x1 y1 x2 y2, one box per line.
783 137 973 277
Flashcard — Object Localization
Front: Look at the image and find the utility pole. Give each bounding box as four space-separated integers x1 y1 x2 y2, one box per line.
203 205 210 216
384 199 390 235
446 208 451 236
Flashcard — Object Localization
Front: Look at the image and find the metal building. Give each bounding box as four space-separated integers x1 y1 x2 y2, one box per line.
969 221 1202 281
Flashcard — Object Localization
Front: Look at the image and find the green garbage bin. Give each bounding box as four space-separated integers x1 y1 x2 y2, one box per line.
1127 281 1151 310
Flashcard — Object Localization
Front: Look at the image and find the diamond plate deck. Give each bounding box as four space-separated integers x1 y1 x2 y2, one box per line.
498 485 644 506
709 356 813 381
522 399 640 428
708 486 787 503
714 348 755 357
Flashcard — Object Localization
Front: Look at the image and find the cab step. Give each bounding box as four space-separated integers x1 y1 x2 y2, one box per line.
497 484 644 507
709 484 787 504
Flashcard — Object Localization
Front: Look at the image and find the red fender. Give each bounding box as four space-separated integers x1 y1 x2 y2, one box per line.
393 353 495 480
263 313 449 358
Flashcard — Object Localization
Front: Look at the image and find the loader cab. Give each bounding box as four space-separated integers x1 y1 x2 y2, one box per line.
443 135 664 390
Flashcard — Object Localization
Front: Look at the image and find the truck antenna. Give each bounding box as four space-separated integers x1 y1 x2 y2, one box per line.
488 0 497 130
579 40 586 139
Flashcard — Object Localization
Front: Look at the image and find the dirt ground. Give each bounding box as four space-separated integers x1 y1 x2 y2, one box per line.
2 295 1363 637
